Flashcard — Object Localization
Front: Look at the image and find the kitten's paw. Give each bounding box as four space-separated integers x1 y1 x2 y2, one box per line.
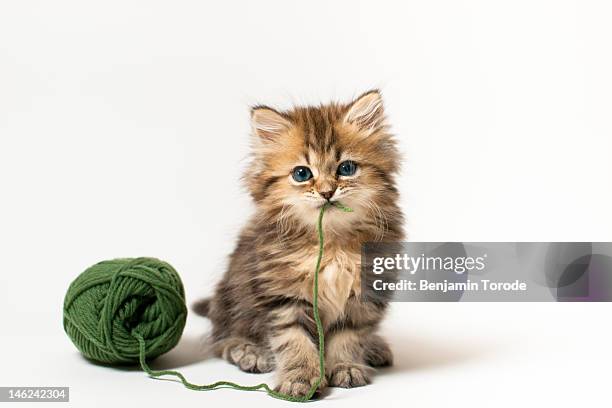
364 335 394 367
328 363 372 388
275 369 325 399
227 343 275 373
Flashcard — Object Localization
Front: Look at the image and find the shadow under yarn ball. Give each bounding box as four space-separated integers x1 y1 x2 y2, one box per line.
63 258 188 365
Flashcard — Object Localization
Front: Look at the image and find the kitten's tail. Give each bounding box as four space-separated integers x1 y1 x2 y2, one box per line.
191 298 211 317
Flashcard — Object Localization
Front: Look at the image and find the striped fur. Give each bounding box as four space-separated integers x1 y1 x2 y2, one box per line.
195 90 403 398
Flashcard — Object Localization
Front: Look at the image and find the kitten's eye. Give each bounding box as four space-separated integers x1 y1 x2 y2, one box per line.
292 166 313 182
337 160 357 177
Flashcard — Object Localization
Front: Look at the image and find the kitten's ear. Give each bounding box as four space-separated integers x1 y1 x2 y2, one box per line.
250 106 291 141
344 90 386 133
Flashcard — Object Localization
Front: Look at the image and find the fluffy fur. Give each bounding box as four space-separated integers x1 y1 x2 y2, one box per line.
194 90 404 398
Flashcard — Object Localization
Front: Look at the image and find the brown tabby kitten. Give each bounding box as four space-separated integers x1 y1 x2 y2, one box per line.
193 90 404 398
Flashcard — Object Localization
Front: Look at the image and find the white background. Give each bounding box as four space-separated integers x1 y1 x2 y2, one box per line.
1 1 611 407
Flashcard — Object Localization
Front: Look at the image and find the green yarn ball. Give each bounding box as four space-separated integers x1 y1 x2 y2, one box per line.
63 257 187 365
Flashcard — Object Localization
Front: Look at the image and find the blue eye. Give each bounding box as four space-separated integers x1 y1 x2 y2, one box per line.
292 166 313 182
337 160 357 176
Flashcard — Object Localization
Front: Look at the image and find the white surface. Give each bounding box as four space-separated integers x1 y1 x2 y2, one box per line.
1 1 611 407
2 304 611 407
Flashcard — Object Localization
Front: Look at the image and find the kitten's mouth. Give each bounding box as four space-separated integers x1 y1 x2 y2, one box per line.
317 200 335 209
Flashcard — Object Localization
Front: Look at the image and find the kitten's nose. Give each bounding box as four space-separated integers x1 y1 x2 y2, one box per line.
320 190 335 200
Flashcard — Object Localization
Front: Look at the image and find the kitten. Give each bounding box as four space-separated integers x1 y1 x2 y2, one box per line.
193 90 404 398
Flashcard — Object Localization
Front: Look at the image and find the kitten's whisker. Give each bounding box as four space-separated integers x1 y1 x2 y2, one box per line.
372 201 389 241
276 203 295 246
349 194 388 241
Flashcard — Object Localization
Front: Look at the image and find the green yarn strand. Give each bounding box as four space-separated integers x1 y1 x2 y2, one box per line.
64 202 352 402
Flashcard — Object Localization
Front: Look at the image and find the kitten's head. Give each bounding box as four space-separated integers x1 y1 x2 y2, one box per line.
246 90 401 236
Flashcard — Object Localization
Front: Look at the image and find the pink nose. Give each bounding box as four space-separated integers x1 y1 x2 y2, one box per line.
320 190 335 200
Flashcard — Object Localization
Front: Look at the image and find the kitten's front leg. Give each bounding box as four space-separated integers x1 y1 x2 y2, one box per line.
268 301 326 399
325 328 374 388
